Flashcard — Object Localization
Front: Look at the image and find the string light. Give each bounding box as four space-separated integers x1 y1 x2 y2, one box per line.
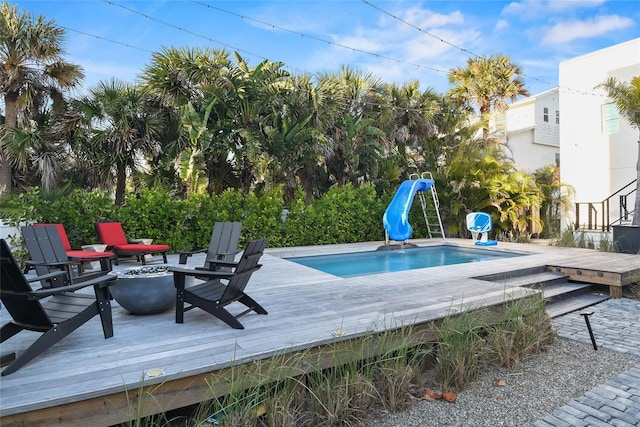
361 0 601 97
64 27 153 53
188 0 602 97
188 0 443 74
102 0 268 61
361 0 482 59
61 23 460 115
72 0 604 100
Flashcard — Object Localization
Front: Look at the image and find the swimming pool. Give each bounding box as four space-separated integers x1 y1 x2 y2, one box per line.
286 245 523 278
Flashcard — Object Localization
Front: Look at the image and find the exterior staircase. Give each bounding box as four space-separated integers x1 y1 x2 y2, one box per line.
475 267 610 318
574 178 636 233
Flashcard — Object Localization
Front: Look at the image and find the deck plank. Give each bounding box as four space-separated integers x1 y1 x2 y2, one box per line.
2 239 639 426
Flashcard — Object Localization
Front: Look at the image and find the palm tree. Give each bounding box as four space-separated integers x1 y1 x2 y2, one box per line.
447 54 529 138
225 54 293 194
443 139 542 238
533 164 574 237
380 81 440 175
66 79 164 205
140 47 235 194
424 97 479 176
259 73 335 201
140 46 234 107
597 76 640 225
325 113 385 185
2 110 67 191
179 100 215 196
141 48 292 195
0 2 84 193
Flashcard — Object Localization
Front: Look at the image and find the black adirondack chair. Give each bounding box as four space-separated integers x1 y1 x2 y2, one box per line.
34 223 116 270
170 238 269 329
21 225 111 289
0 239 116 376
178 222 242 276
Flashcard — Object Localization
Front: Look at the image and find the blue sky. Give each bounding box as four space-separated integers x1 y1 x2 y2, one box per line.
14 0 640 96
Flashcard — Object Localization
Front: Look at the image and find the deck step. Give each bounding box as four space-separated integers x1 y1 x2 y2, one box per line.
528 279 609 318
545 292 610 318
493 271 570 287
476 267 610 318
529 281 591 299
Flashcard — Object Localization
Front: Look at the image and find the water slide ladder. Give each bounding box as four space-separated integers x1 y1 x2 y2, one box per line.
413 172 445 240
383 172 445 245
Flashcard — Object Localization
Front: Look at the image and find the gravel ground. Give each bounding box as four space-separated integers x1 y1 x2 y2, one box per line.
365 337 640 427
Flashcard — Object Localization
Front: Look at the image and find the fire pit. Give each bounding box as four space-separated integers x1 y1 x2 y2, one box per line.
108 266 176 314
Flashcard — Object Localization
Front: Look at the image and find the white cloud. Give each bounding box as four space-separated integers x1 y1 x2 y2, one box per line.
404 38 454 62
541 15 635 45
494 19 510 32
546 0 607 12
338 33 387 53
502 0 607 19
402 27 482 62
399 6 465 29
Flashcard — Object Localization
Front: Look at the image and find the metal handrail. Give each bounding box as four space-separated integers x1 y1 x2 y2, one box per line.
575 179 636 231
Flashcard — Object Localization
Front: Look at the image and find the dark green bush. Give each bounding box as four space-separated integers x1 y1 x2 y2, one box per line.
1 184 392 251
49 189 116 247
283 184 388 246
114 189 190 251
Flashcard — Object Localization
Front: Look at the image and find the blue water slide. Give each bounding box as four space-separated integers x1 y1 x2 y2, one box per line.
383 179 435 241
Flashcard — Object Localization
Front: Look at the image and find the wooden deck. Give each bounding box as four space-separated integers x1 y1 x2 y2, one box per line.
1 239 639 426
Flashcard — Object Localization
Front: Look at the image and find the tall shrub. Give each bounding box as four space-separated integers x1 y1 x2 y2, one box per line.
283 184 387 246
49 189 116 247
115 188 189 251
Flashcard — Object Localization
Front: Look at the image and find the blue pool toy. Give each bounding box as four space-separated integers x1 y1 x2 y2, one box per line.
466 212 498 246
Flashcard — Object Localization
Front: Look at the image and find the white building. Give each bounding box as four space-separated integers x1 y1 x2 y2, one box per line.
495 87 560 173
559 38 639 230
494 38 639 234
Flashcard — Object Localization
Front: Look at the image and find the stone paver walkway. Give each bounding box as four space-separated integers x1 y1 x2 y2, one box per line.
533 298 640 427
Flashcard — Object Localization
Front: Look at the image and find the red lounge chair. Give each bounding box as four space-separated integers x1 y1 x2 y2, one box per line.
34 223 116 267
95 221 169 265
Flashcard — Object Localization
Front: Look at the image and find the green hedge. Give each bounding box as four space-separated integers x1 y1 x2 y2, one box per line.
1 185 392 251
284 185 390 246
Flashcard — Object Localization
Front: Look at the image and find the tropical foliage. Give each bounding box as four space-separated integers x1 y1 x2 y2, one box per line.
1 2 561 239
447 54 529 139
0 1 84 192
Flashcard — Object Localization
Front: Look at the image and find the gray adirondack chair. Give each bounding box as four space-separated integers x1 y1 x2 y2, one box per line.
22 225 113 288
0 239 116 375
178 221 242 269
171 238 268 329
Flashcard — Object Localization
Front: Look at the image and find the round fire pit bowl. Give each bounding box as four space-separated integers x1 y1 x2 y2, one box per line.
108 265 176 314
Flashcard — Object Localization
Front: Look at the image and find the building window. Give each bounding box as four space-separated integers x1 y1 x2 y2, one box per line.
602 103 619 134
543 107 549 122
555 153 560 167
555 110 559 125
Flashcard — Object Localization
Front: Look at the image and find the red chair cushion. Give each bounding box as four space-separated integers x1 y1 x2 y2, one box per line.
96 222 129 245
66 250 116 260
114 244 169 252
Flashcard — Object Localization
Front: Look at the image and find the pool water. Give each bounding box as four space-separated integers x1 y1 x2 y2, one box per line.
286 245 522 278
